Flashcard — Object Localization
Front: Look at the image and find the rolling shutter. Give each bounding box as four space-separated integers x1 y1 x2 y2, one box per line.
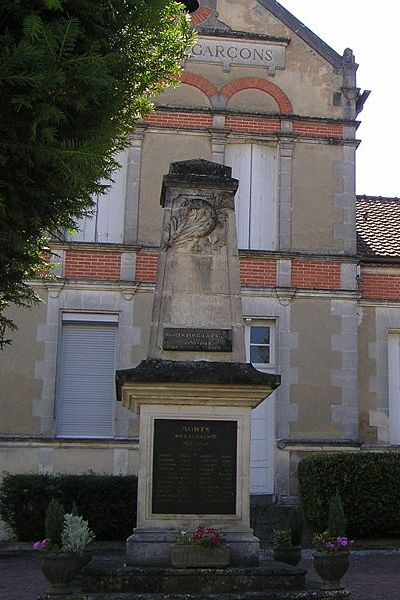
57 320 117 437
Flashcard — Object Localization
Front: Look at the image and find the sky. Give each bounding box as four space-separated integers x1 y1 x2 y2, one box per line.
278 1 398 198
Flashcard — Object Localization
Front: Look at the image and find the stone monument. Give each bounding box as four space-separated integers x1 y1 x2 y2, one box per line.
116 159 280 567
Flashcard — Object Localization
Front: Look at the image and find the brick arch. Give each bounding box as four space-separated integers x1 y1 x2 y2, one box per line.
179 71 217 99
190 6 213 25
220 77 293 114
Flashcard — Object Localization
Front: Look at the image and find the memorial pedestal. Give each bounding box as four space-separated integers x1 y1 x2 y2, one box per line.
117 360 280 567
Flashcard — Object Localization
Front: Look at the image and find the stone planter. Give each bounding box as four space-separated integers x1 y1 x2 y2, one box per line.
41 552 87 594
170 545 230 568
313 551 350 590
273 544 302 566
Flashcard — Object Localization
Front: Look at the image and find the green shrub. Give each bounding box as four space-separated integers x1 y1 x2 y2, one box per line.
0 473 137 541
298 452 400 538
289 505 305 545
327 493 347 537
44 498 65 546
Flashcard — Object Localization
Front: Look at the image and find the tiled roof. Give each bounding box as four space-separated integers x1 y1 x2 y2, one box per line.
356 196 400 258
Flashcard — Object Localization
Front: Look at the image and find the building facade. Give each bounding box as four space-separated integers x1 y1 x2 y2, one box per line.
1 0 400 515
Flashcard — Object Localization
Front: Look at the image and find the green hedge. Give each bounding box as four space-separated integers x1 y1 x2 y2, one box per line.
0 473 137 541
298 452 400 538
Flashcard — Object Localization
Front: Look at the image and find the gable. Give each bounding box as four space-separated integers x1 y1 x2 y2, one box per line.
185 0 353 120
193 0 342 66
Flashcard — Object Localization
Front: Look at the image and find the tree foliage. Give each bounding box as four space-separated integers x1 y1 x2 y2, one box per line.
0 0 194 346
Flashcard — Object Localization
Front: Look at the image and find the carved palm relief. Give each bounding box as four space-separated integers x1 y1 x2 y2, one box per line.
161 194 234 252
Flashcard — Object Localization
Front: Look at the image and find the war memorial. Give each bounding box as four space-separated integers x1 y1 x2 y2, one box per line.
76 160 350 599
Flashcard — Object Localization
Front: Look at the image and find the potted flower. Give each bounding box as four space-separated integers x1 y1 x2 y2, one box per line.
272 528 301 566
312 492 352 590
170 525 230 568
34 499 95 595
272 505 305 567
312 532 352 590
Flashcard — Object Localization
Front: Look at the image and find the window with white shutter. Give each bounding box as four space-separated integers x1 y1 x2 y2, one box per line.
245 318 276 494
65 150 127 243
225 144 277 250
388 332 400 444
56 314 118 438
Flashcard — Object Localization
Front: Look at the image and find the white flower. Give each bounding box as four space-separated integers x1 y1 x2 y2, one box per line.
61 514 95 556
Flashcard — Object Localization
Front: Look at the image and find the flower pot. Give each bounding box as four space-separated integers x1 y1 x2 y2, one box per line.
273 544 302 566
313 551 350 590
80 551 93 568
41 552 85 595
170 545 230 568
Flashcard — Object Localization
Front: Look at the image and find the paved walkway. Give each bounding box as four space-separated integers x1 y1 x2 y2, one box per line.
1 547 400 600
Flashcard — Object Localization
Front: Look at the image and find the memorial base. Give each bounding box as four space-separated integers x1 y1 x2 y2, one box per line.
80 557 351 599
126 528 260 567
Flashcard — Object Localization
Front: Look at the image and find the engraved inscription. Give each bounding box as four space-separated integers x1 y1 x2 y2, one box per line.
163 327 232 352
187 36 286 74
152 419 237 515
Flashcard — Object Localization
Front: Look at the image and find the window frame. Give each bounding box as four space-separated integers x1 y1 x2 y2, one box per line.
388 331 400 444
244 317 276 371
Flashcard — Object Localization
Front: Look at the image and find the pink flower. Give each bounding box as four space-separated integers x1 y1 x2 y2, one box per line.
33 539 50 551
337 536 349 547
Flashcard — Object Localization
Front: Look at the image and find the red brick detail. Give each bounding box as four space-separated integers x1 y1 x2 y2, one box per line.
291 260 341 289
179 71 217 98
220 77 293 114
293 121 343 138
239 257 277 287
190 6 212 25
359 271 400 301
135 252 159 282
225 115 280 133
144 111 213 130
64 250 121 280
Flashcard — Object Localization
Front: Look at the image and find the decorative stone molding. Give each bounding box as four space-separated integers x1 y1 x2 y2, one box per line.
124 128 146 244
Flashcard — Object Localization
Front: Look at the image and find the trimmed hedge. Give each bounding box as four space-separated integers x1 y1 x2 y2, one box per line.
298 452 400 538
0 473 137 541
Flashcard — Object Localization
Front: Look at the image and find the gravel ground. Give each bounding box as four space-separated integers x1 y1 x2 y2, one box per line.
1 549 400 600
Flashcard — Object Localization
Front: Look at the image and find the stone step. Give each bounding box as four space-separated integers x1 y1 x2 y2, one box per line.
82 559 306 594
48 590 350 600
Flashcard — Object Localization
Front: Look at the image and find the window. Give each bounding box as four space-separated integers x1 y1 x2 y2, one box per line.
245 318 276 494
245 319 275 369
249 324 272 366
65 150 127 244
56 313 118 438
225 143 277 250
388 332 400 444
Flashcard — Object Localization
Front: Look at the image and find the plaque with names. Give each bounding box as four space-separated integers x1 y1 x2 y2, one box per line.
163 327 232 352
152 419 237 515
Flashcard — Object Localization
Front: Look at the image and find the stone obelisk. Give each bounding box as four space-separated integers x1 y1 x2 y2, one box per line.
116 159 280 567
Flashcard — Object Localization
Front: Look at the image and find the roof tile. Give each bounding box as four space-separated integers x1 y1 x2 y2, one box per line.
356 196 400 258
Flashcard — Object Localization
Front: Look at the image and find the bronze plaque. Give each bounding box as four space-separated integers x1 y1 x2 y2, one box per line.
163 328 232 352
152 419 237 515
